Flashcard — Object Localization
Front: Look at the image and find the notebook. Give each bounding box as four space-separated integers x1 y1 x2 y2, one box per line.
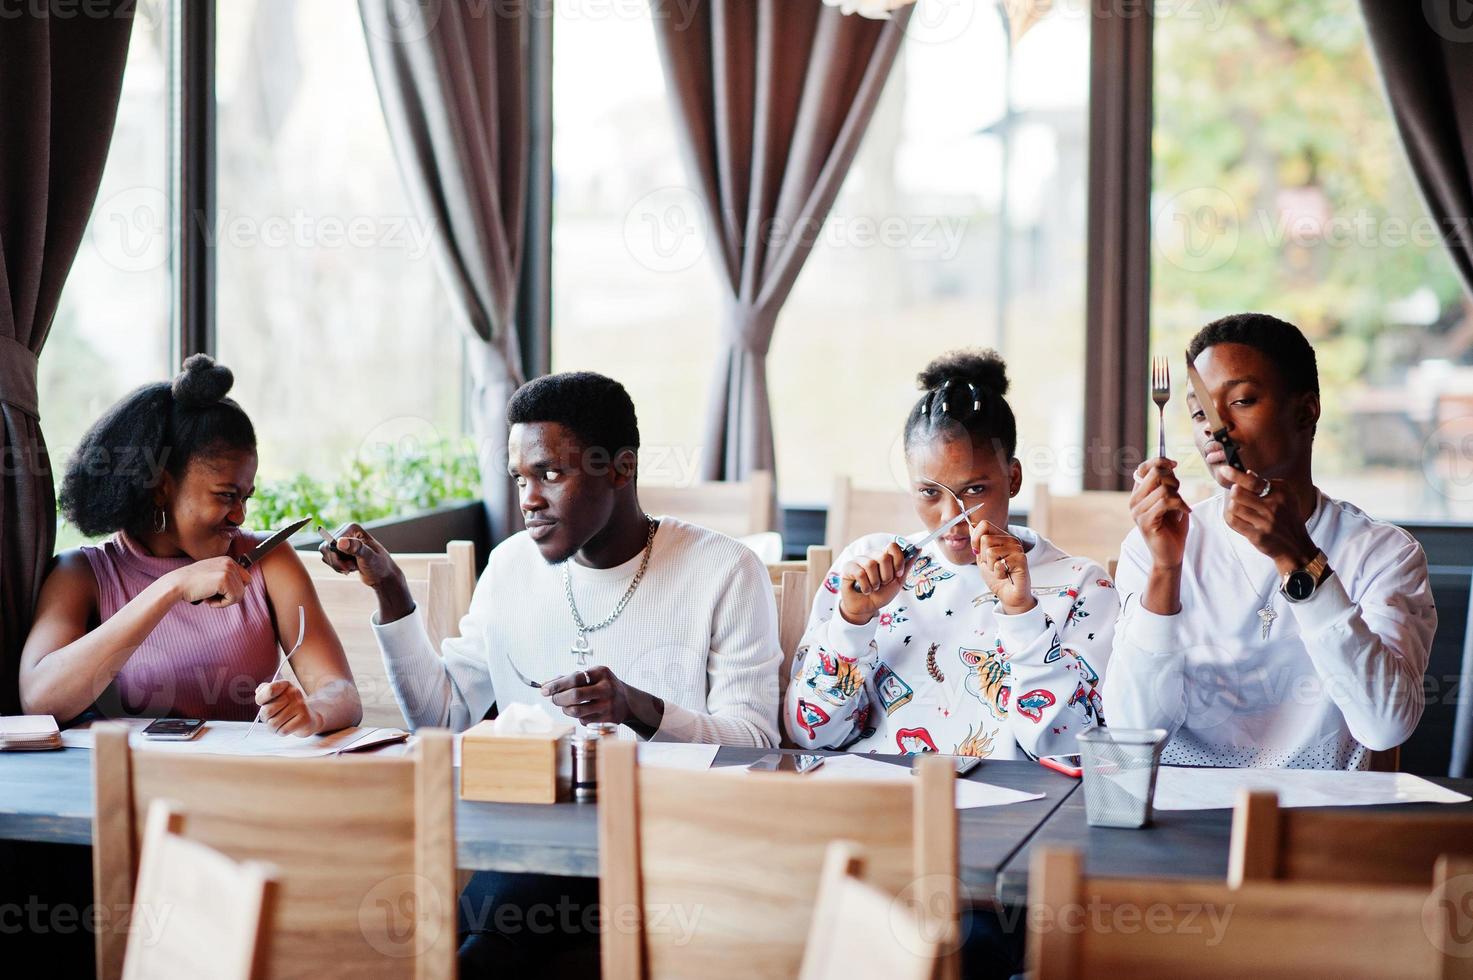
0 715 62 751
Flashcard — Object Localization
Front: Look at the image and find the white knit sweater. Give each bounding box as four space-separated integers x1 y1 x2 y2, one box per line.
370 517 781 746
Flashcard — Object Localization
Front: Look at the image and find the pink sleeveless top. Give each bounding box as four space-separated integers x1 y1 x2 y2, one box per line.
80 531 280 721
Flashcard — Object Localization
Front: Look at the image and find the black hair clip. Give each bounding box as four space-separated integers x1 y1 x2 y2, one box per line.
920 381 982 419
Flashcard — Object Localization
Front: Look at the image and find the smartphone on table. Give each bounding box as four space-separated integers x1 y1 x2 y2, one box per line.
747 753 826 774
141 718 206 741
1038 753 1083 778
911 755 982 777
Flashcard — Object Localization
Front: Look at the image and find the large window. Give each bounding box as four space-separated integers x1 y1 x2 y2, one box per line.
776 0 1090 506
552 1 1090 511
550 4 720 492
214 0 465 490
1150 0 1466 520
41 0 172 480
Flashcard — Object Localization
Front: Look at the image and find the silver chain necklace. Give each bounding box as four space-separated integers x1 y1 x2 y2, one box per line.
562 516 658 665
1222 529 1278 640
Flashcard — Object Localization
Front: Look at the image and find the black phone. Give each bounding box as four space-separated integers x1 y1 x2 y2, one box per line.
141 718 206 741
911 755 982 777
747 753 826 774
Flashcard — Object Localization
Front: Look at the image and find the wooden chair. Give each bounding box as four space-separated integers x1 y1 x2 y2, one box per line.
798 841 940 980
598 741 960 980
826 476 915 549
1229 789 1473 887
777 569 809 697
1028 486 1136 568
301 541 474 727
93 724 456 980
122 801 278 980
1029 847 1473 979
641 470 776 537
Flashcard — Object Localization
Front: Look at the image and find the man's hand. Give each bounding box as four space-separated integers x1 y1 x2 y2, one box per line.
541 665 665 738
320 523 413 623
1131 458 1192 570
1216 465 1318 575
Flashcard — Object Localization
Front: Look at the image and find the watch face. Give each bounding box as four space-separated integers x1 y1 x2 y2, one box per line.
1285 569 1317 601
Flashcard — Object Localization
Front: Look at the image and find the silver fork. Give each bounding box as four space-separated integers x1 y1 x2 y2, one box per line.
508 656 542 689
1151 355 1171 460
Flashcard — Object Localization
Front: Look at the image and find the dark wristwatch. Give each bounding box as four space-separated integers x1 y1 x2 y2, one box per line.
1281 550 1332 603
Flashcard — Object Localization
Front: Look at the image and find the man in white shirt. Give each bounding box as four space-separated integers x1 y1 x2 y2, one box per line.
322 371 780 976
1106 313 1436 769
321 370 780 746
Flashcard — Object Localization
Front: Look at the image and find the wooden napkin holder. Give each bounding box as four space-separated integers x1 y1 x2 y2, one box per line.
460 719 574 804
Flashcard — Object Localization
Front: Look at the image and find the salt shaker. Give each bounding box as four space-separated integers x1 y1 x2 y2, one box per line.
571 723 620 802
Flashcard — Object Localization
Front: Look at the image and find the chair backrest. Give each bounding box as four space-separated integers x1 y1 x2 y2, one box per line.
641 471 776 538
1029 847 1473 979
93 724 456 980
777 570 809 696
302 542 474 727
1028 486 1136 568
826 476 915 550
1229 789 1473 887
598 741 959 980
123 801 278 980
798 840 940 980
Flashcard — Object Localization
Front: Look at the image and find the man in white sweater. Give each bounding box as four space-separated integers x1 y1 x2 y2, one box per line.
1106 313 1436 769
321 370 780 747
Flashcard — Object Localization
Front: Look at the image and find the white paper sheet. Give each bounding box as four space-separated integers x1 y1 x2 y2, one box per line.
638 741 720 771
1150 766 1472 810
59 719 408 758
779 753 1045 810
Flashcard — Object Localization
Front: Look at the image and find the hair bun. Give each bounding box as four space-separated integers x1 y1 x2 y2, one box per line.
917 348 1009 397
171 354 235 408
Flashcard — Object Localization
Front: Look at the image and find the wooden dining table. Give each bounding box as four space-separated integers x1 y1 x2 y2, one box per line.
4 743 1471 905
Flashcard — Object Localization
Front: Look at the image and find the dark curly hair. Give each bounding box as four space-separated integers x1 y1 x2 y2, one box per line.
506 371 640 455
903 348 1018 459
59 355 256 537
1188 312 1319 394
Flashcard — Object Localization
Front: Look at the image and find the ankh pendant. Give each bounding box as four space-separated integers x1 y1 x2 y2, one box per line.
1257 605 1277 640
571 633 593 665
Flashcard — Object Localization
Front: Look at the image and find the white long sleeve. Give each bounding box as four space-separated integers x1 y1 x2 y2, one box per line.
371 518 780 746
1105 491 1436 769
784 527 1115 759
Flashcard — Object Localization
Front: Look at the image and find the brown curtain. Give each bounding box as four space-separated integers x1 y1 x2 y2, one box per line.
359 0 530 541
1359 1 1473 296
652 0 911 483
0 1 136 714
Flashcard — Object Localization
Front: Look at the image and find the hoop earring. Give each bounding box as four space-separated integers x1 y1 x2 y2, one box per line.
153 508 167 533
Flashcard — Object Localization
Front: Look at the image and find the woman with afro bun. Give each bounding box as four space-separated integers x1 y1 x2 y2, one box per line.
784 349 1117 761
20 355 361 731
